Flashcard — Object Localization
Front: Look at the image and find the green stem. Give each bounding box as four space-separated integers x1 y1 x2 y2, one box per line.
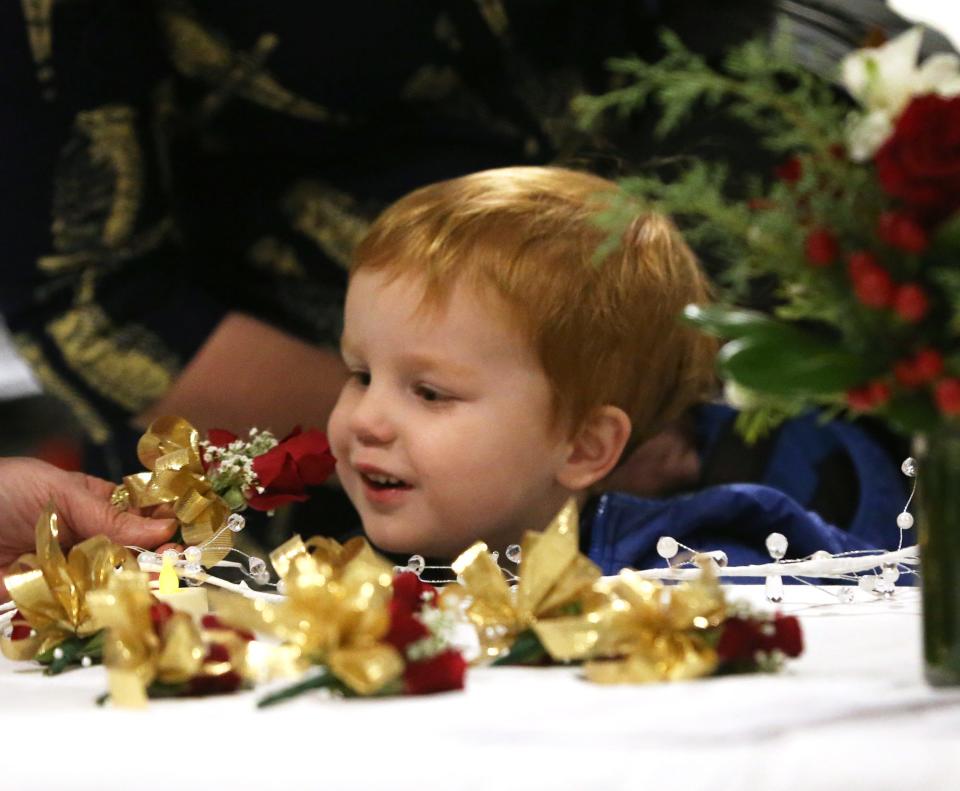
257 669 341 708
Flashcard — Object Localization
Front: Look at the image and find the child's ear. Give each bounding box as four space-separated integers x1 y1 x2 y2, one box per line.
556 406 631 491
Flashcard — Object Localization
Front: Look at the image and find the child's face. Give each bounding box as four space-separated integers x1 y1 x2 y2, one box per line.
328 269 574 557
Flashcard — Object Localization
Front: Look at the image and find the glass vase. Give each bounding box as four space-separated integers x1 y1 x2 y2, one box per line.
916 431 960 686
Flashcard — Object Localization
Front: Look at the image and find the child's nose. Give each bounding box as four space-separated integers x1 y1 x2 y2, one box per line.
348 387 397 445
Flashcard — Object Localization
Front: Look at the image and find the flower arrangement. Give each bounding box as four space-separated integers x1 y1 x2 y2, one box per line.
575 28 960 439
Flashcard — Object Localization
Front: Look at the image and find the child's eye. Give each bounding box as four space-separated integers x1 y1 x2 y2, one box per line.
414 384 451 404
349 369 371 387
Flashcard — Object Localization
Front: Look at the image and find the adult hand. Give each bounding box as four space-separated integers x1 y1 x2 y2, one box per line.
0 457 177 599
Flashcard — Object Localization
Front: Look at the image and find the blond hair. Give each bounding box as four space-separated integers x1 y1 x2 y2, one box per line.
352 166 717 451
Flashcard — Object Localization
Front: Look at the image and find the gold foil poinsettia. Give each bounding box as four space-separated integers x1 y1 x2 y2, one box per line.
1 505 135 667
117 416 232 566
212 534 405 697
446 499 604 662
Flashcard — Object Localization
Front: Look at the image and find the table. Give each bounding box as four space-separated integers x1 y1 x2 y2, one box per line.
3 585 959 791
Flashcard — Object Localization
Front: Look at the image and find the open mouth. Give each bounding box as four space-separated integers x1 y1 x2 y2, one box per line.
360 471 412 491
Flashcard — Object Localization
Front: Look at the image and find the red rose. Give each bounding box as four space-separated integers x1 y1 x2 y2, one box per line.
935 378 960 416
877 212 929 253
248 428 337 511
716 617 761 662
9 611 31 641
805 228 839 267
769 615 803 657
893 284 930 323
385 572 436 651
403 650 467 695
875 94 960 224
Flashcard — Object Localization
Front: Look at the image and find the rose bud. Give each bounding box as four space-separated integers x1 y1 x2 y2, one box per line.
893 283 930 323
805 228 840 267
877 211 929 254
935 378 960 416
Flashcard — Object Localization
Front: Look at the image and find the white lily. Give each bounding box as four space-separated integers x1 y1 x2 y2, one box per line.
840 27 960 160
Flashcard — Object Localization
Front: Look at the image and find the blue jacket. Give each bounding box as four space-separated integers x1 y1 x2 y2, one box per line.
584 406 908 579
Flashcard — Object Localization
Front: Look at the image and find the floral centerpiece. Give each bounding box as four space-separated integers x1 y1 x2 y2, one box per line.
575 27 960 684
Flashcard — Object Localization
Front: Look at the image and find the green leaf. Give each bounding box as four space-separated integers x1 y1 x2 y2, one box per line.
882 394 941 436
718 336 870 396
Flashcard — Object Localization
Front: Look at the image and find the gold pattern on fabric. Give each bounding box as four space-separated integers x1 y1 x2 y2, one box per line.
159 7 335 123
474 0 510 38
447 499 603 661
21 0 55 98
212 535 404 695
72 106 143 248
46 303 179 414
88 571 248 708
118 416 233 566
538 566 728 684
12 334 112 444
248 236 306 278
285 181 370 270
0 506 136 661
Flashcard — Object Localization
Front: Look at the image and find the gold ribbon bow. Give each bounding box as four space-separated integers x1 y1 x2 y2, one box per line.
87 570 247 707
1 506 135 662
448 499 603 661
212 535 405 695
118 416 232 566
538 565 728 683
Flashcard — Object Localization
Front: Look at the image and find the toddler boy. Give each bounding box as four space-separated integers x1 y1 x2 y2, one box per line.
327 166 716 558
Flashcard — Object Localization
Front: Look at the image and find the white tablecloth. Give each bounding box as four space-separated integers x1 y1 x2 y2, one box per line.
3 585 959 791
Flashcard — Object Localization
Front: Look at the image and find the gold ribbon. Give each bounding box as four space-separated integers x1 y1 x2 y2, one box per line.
538 564 728 683
117 415 232 566
1 506 135 661
212 535 404 695
87 571 249 707
447 499 603 661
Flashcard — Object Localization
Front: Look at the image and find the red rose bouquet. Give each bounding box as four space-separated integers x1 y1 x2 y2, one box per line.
201 426 336 512
576 27 960 438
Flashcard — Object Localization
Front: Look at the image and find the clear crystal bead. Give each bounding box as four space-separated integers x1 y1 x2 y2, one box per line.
858 575 877 592
505 544 522 564
765 532 788 560
836 587 855 603
656 536 679 560
183 546 202 565
248 556 267 577
765 574 783 603
811 550 832 561
162 548 180 563
184 562 202 575
710 550 728 568
881 563 900 583
875 578 896 597
901 457 918 478
227 513 246 533
276 579 287 595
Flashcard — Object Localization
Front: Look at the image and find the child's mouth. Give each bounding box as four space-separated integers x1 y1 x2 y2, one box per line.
360 472 412 492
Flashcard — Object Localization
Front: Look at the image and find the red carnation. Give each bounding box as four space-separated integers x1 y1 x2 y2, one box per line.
716 617 760 663
877 212 929 253
247 428 337 511
935 378 960 416
385 572 437 652
805 228 839 267
403 651 467 695
893 283 930 323
875 94 960 224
